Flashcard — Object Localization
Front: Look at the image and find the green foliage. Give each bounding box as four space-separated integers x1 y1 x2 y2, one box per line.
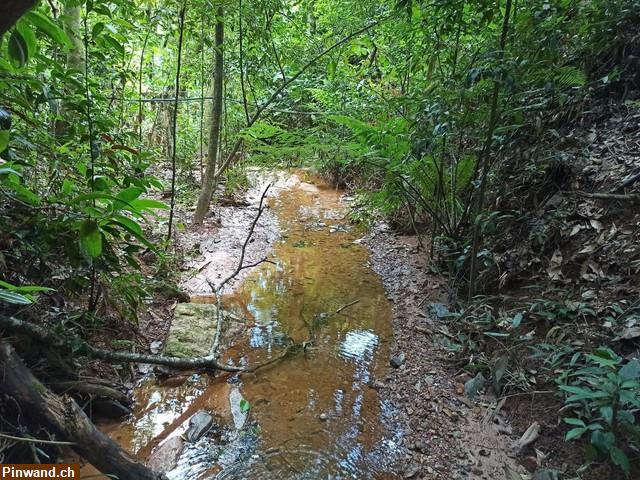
558 349 640 477
224 166 250 195
0 280 53 305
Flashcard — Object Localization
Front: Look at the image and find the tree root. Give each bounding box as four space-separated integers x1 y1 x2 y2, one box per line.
0 315 243 372
0 341 165 480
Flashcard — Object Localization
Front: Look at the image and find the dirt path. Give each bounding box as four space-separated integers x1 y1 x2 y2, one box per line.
364 224 519 479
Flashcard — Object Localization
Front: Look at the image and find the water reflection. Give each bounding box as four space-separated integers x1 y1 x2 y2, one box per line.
104 175 402 479
340 330 379 362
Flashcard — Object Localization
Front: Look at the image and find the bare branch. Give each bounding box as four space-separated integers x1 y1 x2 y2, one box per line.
213 184 272 293
0 315 242 372
0 432 76 446
574 191 640 202
334 299 360 315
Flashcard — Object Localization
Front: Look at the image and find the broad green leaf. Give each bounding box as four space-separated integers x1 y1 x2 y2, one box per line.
483 331 510 338
130 199 169 211
24 11 72 47
109 215 143 236
565 391 610 402
565 427 586 441
0 130 9 151
563 417 586 427
16 21 37 63
102 34 124 55
600 406 613 425
590 430 615 454
92 22 105 37
617 410 636 425
511 312 523 328
619 359 640 381
0 281 53 294
560 385 592 395
114 186 144 209
0 289 32 304
239 399 251 413
79 220 102 258
13 184 42 206
62 179 74 195
8 30 28 67
107 216 158 252
609 447 630 476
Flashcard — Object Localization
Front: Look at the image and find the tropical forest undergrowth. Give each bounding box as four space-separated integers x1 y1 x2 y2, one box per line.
0 0 639 479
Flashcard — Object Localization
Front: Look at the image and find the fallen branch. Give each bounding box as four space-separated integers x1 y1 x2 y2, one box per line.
47 381 131 406
206 184 273 360
573 191 640 202
612 170 640 193
213 183 272 292
0 341 165 480
0 315 243 372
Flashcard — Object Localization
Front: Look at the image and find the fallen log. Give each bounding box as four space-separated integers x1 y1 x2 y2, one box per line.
574 191 640 202
0 341 165 480
0 315 243 372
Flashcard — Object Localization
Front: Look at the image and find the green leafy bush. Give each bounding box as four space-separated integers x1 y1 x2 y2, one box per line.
559 348 640 477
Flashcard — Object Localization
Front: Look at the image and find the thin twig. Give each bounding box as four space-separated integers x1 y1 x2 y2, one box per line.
572 191 640 202
334 299 360 315
498 390 555 400
0 432 75 446
205 184 272 359
167 1 187 241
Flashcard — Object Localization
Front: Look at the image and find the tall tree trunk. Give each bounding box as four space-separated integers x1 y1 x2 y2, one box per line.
193 6 224 225
166 1 187 241
63 4 85 72
54 4 85 136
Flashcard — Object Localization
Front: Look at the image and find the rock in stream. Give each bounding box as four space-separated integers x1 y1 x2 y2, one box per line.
185 410 214 443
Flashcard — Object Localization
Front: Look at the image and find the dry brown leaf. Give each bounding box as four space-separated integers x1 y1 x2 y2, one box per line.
546 249 563 280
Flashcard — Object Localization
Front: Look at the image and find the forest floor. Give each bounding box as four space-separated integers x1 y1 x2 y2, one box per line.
364 226 520 480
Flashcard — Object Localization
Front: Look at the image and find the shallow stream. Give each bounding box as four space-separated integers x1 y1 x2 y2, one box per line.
92 174 402 479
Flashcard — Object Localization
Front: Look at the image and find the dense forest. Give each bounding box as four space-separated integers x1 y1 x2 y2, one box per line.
0 0 639 479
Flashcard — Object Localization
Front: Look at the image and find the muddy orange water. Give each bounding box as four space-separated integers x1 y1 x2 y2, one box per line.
89 175 402 479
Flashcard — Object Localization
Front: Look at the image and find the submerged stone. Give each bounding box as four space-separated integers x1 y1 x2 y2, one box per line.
148 435 185 472
229 387 248 430
186 410 214 442
164 303 221 358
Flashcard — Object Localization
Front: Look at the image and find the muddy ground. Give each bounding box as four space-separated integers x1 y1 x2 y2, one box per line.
363 225 519 480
